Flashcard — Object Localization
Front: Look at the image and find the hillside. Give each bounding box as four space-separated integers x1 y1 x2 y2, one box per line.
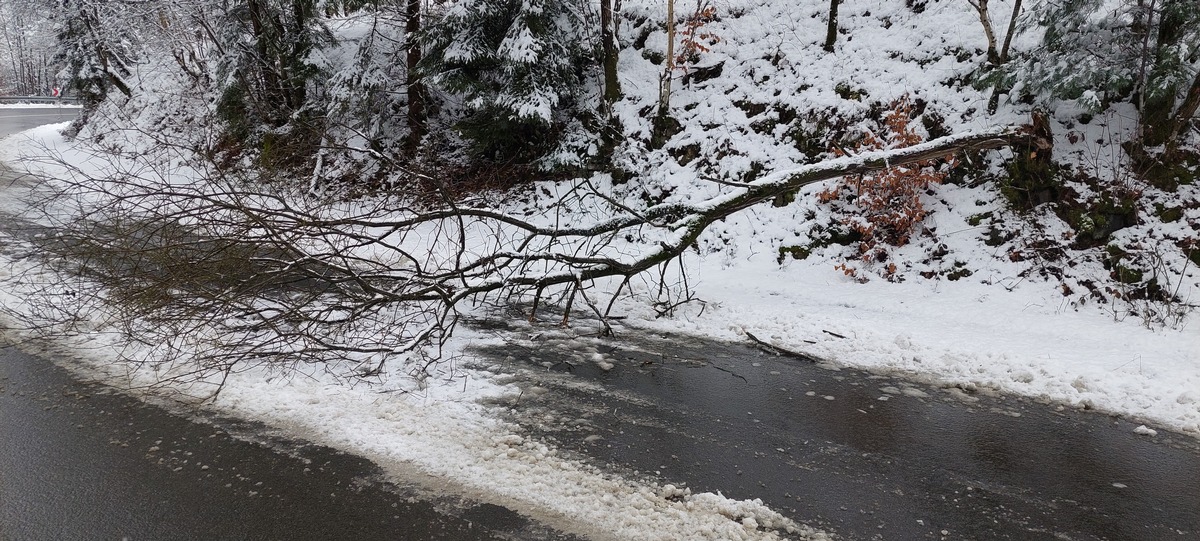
4 0 1198 433
0 0 1198 538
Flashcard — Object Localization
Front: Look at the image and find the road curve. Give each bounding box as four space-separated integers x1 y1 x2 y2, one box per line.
0 110 571 541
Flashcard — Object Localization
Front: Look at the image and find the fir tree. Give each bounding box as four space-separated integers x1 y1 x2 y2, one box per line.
214 0 336 168
1020 0 1198 136
421 0 595 163
1016 0 1199 180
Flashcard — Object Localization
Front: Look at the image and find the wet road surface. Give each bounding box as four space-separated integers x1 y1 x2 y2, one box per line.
472 325 1200 541
0 345 567 541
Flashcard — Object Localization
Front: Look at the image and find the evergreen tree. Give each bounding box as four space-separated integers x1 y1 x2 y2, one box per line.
214 0 335 160
54 0 135 109
1013 0 1200 184
421 0 595 163
1020 0 1198 141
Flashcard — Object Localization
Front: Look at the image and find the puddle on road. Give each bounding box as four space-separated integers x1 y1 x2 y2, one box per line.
470 326 1200 541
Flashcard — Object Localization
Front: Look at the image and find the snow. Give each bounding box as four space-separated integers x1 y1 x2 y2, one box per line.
1 0 1199 538
0 130 827 541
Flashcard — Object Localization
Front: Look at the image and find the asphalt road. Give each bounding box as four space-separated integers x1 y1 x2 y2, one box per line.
0 107 77 135
0 109 570 541
0 346 547 541
473 324 1200 541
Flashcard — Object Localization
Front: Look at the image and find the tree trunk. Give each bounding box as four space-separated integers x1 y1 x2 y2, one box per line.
658 0 674 117
246 0 283 123
652 0 675 147
968 0 1000 65
405 0 425 151
823 0 839 52
1140 0 1187 149
1163 69 1200 150
600 0 620 108
999 0 1021 63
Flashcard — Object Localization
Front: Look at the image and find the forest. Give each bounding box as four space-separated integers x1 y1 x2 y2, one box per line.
1 0 1196 379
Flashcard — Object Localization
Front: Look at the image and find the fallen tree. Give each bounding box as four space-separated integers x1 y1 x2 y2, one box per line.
4 124 1036 393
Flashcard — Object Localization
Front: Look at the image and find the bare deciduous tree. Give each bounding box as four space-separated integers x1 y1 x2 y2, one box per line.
966 0 1021 66
3 123 1034 396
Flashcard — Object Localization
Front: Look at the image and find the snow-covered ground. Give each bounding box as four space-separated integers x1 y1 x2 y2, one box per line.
1 0 1198 538
0 128 831 541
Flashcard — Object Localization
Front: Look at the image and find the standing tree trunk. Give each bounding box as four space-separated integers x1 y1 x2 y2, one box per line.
1162 69 1200 151
246 0 283 124
823 0 839 52
999 0 1021 63
1140 1 1187 149
651 0 676 148
658 0 674 117
974 0 1022 113
967 0 1000 65
600 0 620 108
405 0 425 151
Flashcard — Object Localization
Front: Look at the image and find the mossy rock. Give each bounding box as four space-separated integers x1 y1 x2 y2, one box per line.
947 267 973 281
834 82 868 101
651 113 682 149
776 225 861 265
1155 204 1184 223
1104 243 1127 264
742 161 766 184
1066 195 1137 247
734 100 768 118
824 226 863 246
1125 144 1198 191
983 226 1013 247
1114 264 1143 284
669 143 701 166
1001 158 1062 209
966 212 992 227
777 245 812 263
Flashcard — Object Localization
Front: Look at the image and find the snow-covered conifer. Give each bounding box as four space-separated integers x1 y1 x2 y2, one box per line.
421 0 596 163
54 0 137 108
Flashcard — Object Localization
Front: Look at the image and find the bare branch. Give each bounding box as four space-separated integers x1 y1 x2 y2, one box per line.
4 124 1033 390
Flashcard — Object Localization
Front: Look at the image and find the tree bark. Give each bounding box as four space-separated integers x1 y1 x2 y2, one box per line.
461 125 1036 294
600 0 620 108
405 0 425 151
658 0 675 117
823 0 839 52
1140 0 1186 149
1164 68 1200 150
967 0 1000 65
999 0 1021 63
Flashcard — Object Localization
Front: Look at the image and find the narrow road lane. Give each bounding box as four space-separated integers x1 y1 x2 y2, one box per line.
473 326 1200 540
0 346 524 541
0 108 77 134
